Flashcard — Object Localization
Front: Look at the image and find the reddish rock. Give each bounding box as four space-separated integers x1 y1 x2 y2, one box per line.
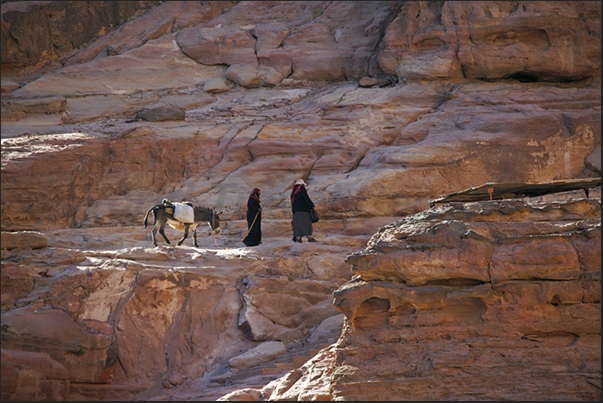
178 26 259 67
2 305 114 384
0 1 160 74
330 198 601 401
136 105 186 122
225 64 262 88
1 349 70 401
1 231 48 250
0 2 600 401
379 1 601 82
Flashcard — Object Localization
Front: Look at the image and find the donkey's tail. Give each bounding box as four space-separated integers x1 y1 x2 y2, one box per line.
144 205 162 228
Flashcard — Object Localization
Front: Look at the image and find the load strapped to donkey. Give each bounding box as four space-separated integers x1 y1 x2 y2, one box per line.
144 199 221 247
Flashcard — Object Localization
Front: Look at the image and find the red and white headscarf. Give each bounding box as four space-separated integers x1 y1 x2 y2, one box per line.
249 187 261 203
291 180 305 202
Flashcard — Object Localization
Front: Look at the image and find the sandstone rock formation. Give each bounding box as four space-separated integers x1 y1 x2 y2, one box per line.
0 219 384 401
242 198 600 401
1 1 600 401
1 1 161 76
332 198 600 400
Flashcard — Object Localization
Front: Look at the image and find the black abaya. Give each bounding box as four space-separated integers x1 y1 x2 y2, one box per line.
243 197 262 246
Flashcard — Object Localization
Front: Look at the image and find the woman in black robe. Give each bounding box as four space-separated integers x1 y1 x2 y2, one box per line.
243 188 262 246
290 179 316 243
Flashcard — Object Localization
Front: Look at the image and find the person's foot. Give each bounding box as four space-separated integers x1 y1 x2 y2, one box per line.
307 237 317 242
293 236 302 243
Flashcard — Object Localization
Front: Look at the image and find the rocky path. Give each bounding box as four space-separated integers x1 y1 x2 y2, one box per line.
27 217 392 401
166 326 341 401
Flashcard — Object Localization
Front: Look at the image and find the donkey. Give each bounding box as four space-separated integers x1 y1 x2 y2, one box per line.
143 203 221 247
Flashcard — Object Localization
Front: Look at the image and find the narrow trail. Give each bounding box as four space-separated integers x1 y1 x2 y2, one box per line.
163 323 343 401
39 217 394 401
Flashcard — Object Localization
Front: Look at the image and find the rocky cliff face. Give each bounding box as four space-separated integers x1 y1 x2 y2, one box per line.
1 1 600 401
330 198 601 401
225 197 601 401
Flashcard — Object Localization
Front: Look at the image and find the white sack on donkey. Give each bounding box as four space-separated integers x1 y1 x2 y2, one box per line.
173 202 195 223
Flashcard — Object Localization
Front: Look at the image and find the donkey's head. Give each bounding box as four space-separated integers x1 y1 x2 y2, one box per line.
209 207 222 234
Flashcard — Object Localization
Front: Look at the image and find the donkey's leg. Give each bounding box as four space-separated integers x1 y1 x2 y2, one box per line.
151 225 159 246
158 228 171 245
193 227 199 247
157 219 171 245
177 224 190 246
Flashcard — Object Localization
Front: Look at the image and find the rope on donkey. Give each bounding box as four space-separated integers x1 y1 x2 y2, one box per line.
210 211 260 250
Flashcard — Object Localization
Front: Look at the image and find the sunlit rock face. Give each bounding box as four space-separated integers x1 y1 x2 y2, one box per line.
329 198 601 401
220 197 601 402
379 1 601 82
0 217 388 401
0 1 601 401
1 1 600 230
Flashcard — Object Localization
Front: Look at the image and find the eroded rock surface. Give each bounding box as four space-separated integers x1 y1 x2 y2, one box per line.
1 218 387 401
239 198 601 401
1 1 601 401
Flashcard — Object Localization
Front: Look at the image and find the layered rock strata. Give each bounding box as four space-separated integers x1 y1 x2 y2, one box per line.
0 1 601 401
0 218 388 401
328 198 601 401
1 1 600 230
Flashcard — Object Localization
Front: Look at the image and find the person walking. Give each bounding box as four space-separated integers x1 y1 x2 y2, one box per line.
243 188 262 246
290 179 317 243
